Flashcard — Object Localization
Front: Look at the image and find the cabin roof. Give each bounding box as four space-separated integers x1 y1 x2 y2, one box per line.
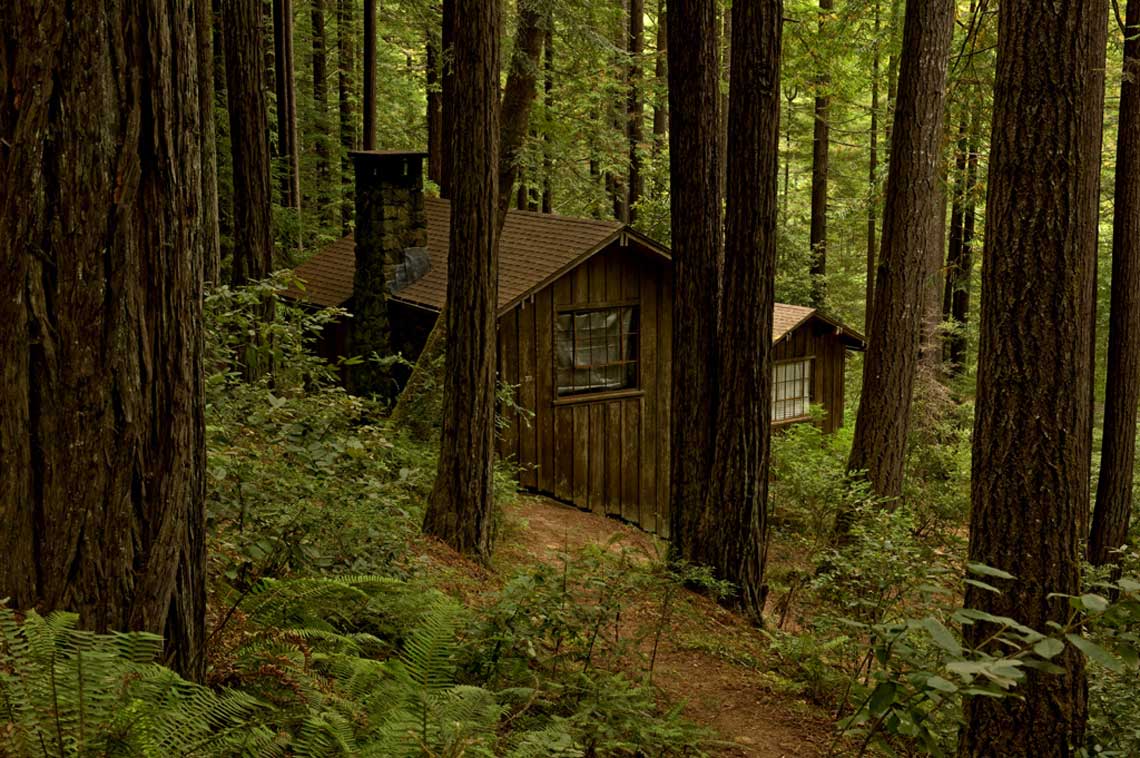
288 197 865 349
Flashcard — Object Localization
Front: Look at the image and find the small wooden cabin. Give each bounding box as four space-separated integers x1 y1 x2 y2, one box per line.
291 153 865 536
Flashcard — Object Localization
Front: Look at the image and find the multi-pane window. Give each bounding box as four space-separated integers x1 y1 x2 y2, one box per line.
772 359 811 421
555 306 639 396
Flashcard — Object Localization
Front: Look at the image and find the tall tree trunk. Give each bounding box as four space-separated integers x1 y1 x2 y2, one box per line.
199 0 222 284
542 20 555 213
809 0 832 308
427 24 444 184
865 2 880 332
959 0 1107 754
226 0 275 285
497 1 545 224
363 0 377 150
1 0 209 680
312 0 332 227
845 0 954 502
628 0 645 222
667 0 721 561
273 0 301 217
704 0 782 621
1090 0 1140 568
422 0 501 561
337 0 356 233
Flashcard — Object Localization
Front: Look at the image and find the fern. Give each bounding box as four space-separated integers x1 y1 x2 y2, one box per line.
0 607 276 757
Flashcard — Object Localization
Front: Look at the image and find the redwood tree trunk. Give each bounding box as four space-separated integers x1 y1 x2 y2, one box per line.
703 0 782 621
422 0 501 561
628 0 645 222
667 0 722 561
1 0 209 680
809 0 832 308
497 1 546 225
1090 0 1140 568
959 0 1108 754
337 0 356 233
225 0 275 285
845 0 954 501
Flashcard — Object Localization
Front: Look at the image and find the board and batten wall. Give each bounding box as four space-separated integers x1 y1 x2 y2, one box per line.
771 319 847 434
496 245 674 537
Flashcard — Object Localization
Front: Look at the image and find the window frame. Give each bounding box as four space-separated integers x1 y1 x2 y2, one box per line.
771 356 814 424
552 301 641 401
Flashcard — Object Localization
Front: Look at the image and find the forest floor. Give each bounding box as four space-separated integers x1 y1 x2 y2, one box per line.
422 495 849 757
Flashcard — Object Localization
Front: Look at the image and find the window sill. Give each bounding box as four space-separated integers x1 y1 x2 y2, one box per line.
553 388 644 406
772 415 813 427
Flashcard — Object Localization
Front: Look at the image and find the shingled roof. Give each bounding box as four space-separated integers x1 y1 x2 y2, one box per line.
289 197 643 314
287 197 864 349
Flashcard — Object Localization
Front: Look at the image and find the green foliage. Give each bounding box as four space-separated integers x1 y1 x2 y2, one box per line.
0 607 276 757
834 574 1140 757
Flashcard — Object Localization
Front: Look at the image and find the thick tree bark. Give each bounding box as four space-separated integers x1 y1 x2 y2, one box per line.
845 0 954 501
667 0 722 562
225 0 275 285
199 0 222 284
809 0 832 308
959 1 1107 754
273 0 302 215
703 0 782 622
337 0 356 233
422 0 501 561
1090 0 1140 568
497 1 546 225
542 21 555 213
865 2 880 332
427 25 444 184
0 0 208 681
312 0 332 227
363 0 377 150
628 0 645 222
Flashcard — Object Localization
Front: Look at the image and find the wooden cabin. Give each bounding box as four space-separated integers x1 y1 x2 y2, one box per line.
290 151 865 537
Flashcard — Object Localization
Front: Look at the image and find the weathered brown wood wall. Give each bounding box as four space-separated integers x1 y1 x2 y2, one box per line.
772 319 847 434
497 246 674 536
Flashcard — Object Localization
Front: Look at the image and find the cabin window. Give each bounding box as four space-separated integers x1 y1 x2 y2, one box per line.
554 306 639 396
772 359 812 421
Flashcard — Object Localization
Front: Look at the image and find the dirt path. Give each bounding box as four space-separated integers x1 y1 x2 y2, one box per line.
495 496 843 758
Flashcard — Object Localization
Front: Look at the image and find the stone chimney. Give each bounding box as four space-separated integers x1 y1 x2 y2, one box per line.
347 150 429 397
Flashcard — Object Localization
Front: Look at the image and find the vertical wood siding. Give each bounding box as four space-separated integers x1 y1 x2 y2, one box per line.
497 243 850 535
